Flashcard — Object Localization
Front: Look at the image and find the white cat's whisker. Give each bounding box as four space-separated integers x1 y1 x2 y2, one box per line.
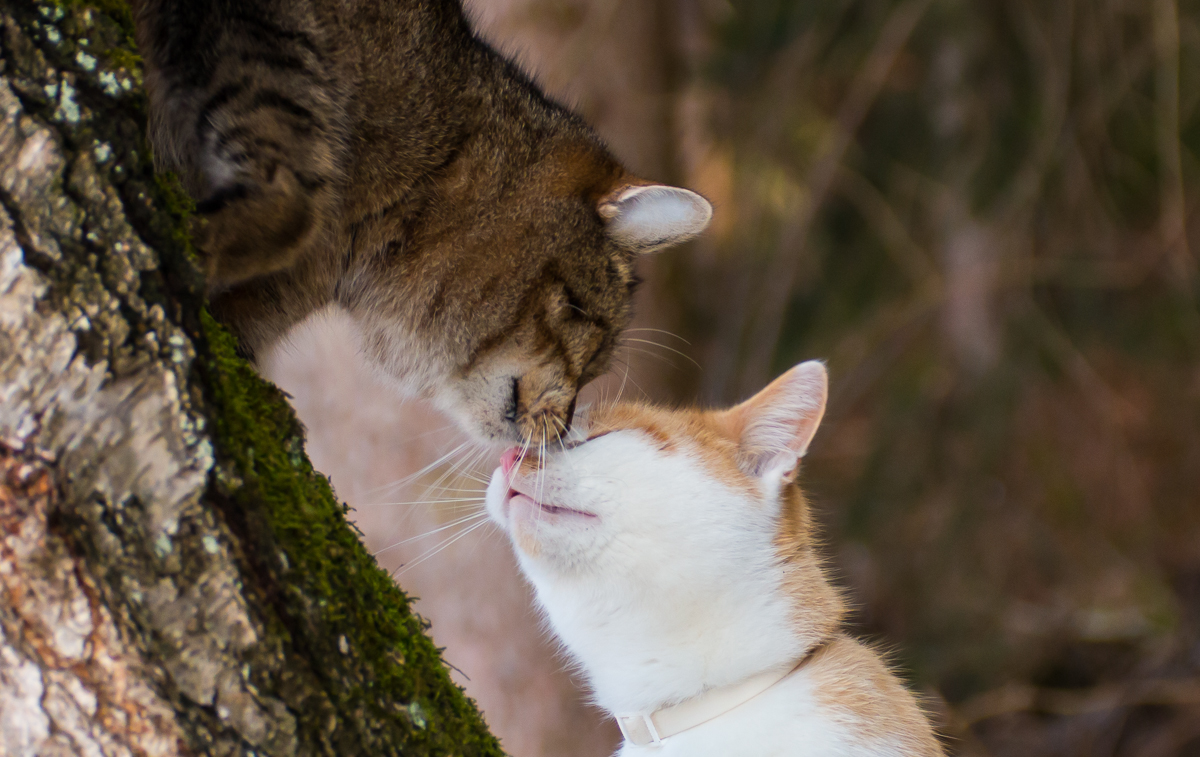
387 517 488 572
363 444 486 540
372 510 489 556
394 519 492 577
417 485 487 494
358 496 485 507
367 440 472 496
420 440 488 501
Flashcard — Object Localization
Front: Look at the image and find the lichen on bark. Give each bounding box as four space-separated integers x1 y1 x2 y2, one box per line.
0 1 504 755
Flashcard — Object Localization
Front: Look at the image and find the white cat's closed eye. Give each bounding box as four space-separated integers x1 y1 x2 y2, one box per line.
560 430 613 450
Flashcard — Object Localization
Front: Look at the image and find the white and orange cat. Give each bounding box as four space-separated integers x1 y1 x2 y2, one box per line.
485 361 942 755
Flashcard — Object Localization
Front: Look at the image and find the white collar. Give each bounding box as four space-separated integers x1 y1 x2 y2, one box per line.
613 643 826 748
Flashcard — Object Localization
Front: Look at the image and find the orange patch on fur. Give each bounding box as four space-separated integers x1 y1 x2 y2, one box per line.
772 484 847 640
806 637 944 756
513 525 543 559
586 403 762 498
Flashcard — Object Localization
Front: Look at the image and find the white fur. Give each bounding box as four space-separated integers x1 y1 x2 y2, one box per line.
602 185 712 252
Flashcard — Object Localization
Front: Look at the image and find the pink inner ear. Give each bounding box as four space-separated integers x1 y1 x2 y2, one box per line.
596 178 656 214
730 361 828 477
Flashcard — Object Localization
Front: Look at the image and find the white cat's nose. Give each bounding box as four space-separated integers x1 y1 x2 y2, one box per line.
500 447 520 476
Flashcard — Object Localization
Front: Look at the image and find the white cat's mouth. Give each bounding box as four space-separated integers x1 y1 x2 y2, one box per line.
505 487 596 519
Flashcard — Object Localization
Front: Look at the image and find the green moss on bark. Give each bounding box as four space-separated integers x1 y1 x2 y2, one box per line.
199 311 504 755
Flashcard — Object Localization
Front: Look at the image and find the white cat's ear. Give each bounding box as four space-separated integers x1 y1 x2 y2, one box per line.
729 360 828 481
598 184 712 252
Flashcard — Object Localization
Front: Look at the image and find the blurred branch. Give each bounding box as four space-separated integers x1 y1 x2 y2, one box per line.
993 0 1075 222
1023 300 1148 517
826 282 942 418
738 0 934 393
1024 302 1141 430
836 164 940 285
1154 0 1196 285
953 678 1200 725
555 0 629 83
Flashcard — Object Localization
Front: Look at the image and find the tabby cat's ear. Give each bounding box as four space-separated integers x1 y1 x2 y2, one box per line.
728 360 828 482
598 184 712 252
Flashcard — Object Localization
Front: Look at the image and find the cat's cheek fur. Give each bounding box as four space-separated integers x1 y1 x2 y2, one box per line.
432 372 520 443
484 466 511 529
353 316 452 400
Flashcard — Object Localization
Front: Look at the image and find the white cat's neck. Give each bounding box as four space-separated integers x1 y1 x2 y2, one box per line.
522 531 839 715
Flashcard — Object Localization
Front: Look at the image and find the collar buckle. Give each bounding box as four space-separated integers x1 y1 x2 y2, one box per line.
616 712 663 747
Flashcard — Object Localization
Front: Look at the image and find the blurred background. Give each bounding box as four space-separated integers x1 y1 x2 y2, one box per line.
263 0 1200 754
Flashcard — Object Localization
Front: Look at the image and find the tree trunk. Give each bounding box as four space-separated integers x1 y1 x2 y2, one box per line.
0 2 504 755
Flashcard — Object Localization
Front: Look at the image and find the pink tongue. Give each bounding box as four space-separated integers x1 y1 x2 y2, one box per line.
500 447 520 476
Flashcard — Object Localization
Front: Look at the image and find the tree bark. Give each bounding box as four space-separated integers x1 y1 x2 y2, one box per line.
0 2 504 755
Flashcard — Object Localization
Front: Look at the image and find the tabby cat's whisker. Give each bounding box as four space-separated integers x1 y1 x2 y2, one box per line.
619 345 680 371
612 362 650 402
625 327 691 345
615 362 632 405
622 337 701 370
457 444 492 480
534 428 548 535
515 436 533 475
395 422 458 445
551 416 580 475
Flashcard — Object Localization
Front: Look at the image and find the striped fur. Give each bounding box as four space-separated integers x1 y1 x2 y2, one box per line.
132 0 710 444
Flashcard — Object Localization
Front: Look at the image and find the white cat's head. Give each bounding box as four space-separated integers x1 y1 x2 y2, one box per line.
484 360 843 710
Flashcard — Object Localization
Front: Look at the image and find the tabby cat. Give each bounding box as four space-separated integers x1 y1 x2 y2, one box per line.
132 0 711 444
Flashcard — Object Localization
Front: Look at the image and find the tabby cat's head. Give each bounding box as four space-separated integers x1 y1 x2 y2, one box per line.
346 143 711 446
